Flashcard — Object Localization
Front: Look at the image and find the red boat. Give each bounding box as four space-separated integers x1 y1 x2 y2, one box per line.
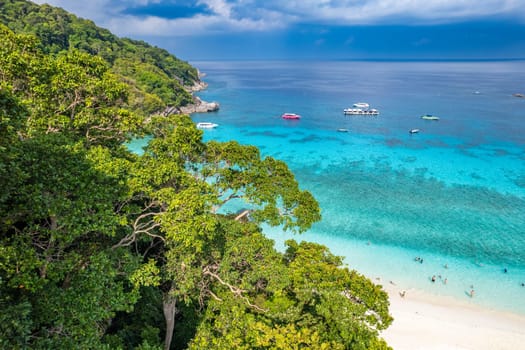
281 113 301 120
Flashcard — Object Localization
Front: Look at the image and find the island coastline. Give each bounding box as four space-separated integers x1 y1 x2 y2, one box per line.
180 70 220 114
162 71 220 116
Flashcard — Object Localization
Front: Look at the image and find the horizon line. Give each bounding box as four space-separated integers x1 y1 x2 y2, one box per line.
188 57 525 63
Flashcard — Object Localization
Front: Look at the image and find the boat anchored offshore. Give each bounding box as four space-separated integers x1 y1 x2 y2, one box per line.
421 115 439 121
409 129 420 134
282 113 301 120
196 122 219 129
344 108 379 116
344 101 379 115
353 102 370 109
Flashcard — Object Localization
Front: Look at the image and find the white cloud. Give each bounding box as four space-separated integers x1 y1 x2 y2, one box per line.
31 0 290 37
199 0 231 18
105 12 288 37
259 0 525 25
31 0 525 38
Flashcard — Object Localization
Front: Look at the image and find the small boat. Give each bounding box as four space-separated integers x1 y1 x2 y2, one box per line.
282 113 301 120
409 129 420 134
344 108 379 116
420 115 439 121
513 93 524 98
337 128 349 133
196 122 219 129
353 102 370 109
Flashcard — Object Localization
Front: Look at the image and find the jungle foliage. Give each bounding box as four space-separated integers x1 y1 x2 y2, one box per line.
0 0 197 115
0 1 393 349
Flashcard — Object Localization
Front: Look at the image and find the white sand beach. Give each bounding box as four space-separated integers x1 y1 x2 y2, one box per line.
380 284 525 350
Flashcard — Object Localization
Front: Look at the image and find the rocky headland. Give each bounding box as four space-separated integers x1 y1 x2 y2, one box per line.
162 71 220 116
178 95 220 114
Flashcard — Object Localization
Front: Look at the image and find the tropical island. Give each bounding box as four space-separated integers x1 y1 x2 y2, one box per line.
0 1 393 349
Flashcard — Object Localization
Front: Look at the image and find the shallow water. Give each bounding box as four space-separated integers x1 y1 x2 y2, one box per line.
151 60 525 313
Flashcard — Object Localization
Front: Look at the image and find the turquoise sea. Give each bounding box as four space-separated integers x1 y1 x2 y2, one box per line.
160 60 525 314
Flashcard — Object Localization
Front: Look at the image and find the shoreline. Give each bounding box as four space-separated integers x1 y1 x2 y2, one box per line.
262 227 525 349
379 282 525 350
161 75 219 116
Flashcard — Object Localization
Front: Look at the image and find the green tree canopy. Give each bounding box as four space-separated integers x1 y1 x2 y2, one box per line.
189 231 392 350
1 0 198 115
0 9 393 349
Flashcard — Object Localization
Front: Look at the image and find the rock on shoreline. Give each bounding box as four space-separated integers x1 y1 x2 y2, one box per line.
188 77 208 93
161 72 220 116
178 96 220 114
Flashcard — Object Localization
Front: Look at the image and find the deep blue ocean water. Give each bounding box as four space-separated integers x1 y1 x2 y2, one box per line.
141 60 525 314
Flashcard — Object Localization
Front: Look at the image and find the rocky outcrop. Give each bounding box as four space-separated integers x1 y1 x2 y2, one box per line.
178 73 219 113
161 80 220 116
187 80 208 93
161 74 219 116
161 95 219 116
186 70 209 93
178 96 219 114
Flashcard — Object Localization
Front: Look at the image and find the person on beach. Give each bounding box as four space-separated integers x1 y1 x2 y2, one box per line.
431 275 436 282
444 278 448 285
470 289 475 298
399 290 406 298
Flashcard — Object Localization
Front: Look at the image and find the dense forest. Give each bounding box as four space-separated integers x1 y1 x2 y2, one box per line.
0 0 199 116
0 1 393 349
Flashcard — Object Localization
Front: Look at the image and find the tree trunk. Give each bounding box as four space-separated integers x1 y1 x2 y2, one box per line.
163 293 177 350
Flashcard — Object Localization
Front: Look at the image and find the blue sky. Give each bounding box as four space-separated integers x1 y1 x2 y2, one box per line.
32 0 525 61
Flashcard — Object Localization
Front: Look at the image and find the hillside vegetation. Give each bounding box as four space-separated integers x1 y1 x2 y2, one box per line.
0 0 198 115
0 1 392 349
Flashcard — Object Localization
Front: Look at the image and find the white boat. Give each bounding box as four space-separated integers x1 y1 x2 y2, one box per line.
420 115 439 121
409 129 420 134
196 122 219 129
353 102 370 109
343 108 379 116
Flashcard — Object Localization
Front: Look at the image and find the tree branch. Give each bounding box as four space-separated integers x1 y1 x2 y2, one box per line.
203 266 267 312
112 210 164 249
